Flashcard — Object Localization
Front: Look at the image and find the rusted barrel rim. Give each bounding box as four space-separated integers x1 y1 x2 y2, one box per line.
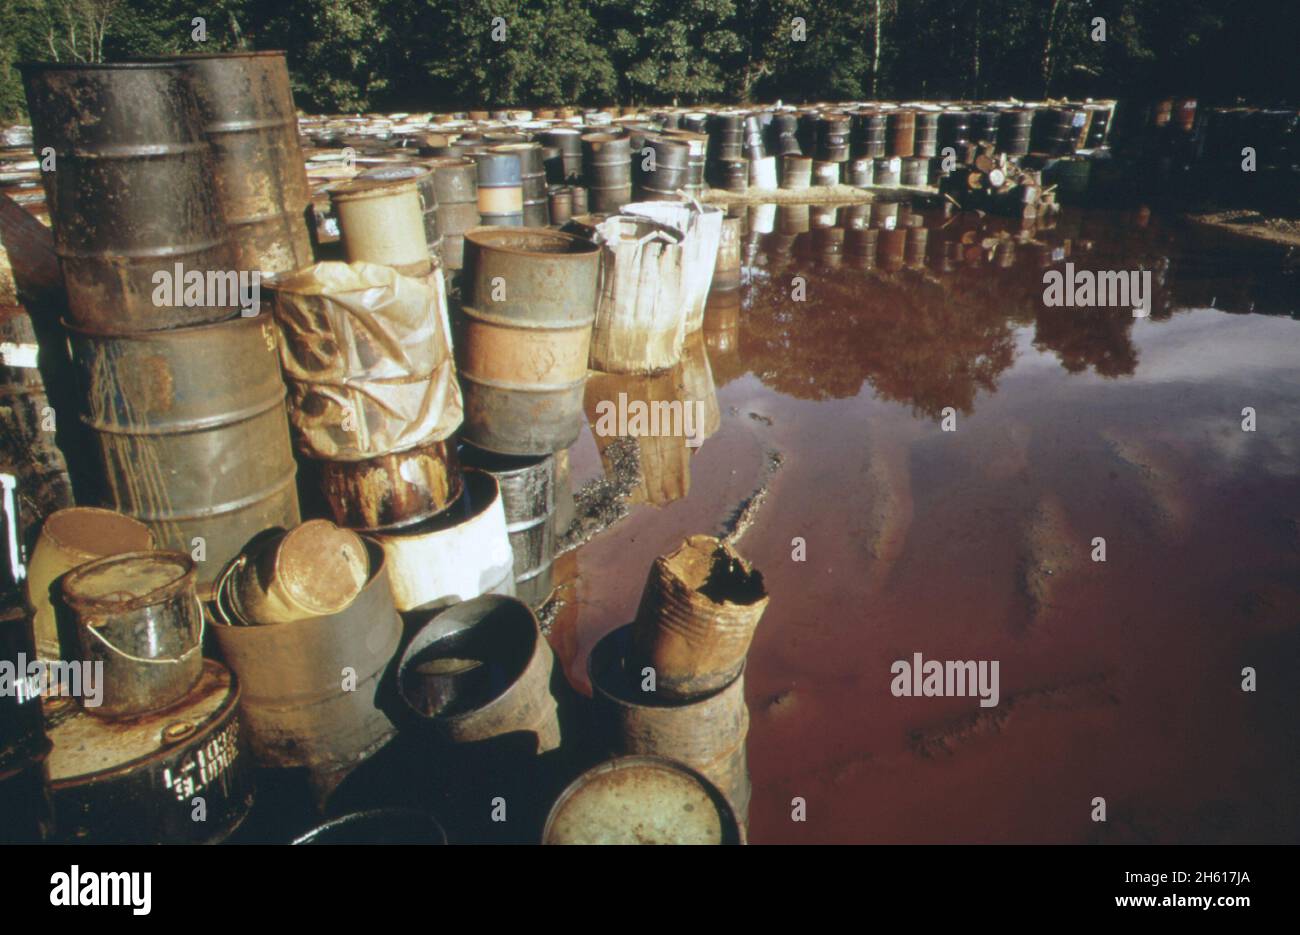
588 623 744 710
329 176 420 203
464 226 598 257
61 549 196 615
61 311 266 341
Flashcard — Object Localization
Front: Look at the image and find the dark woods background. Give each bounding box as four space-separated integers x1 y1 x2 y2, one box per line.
2 0 1298 120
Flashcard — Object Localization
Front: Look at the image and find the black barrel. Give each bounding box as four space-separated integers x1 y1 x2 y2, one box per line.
938 110 972 151
635 137 691 200
708 113 745 162
769 113 801 156
853 111 888 158
886 110 916 157
582 133 632 214
1031 107 1077 155
20 62 237 332
816 115 851 162
997 109 1033 155
969 110 1000 145
900 156 930 187
914 112 940 157
713 158 749 193
1084 107 1111 149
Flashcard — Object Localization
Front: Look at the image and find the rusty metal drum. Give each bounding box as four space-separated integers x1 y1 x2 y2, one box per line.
68 312 301 598
61 550 205 719
397 593 560 753
211 537 401 785
330 176 432 276
170 51 314 274
20 61 238 331
45 659 253 843
314 439 463 533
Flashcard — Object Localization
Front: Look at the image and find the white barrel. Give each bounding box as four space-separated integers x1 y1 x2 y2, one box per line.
748 156 778 189
622 200 722 335
373 469 515 611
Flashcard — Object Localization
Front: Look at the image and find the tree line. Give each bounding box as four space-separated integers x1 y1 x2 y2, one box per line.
2 0 1296 122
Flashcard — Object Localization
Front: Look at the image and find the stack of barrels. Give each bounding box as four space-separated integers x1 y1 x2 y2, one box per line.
22 55 303 600
587 535 769 830
453 228 602 606
583 133 632 213
708 113 748 193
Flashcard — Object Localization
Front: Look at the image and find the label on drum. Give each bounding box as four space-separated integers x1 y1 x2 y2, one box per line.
161 721 240 803
0 342 39 368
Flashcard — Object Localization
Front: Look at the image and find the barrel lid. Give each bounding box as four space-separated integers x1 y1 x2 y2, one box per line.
62 550 194 614
275 520 369 615
543 756 743 844
46 660 236 785
41 507 153 563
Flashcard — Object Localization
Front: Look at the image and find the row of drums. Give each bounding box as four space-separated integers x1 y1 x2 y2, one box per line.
654 105 1112 166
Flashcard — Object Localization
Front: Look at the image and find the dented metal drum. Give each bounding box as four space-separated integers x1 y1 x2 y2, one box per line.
459 444 555 609
458 228 600 455
61 550 204 719
68 312 300 598
222 520 369 625
212 538 400 782
373 469 515 611
397 593 560 752
20 61 238 331
171 51 314 274
46 659 253 844
315 439 463 532
589 623 751 822
630 534 769 701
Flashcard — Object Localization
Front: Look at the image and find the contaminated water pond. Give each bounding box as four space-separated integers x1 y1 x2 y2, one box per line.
553 202 1300 844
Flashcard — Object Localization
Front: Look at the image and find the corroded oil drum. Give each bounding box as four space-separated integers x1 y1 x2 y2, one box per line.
61 550 204 719
874 157 901 187
212 537 401 783
473 151 524 227
853 111 888 158
630 534 769 701
714 158 749 192
425 156 479 269
493 143 548 227
171 51 313 274
20 62 238 332
878 227 907 271
848 157 874 186
458 228 600 454
707 113 745 162
886 110 916 157
781 155 812 189
635 137 690 200
914 111 940 157
589 623 751 823
543 755 744 845
68 312 300 598
330 176 432 276
315 439 463 533
997 108 1033 155
46 659 253 844
938 109 972 150
548 186 574 225
459 444 555 609
900 156 930 187
359 164 439 256
582 133 632 214
540 128 584 182
397 593 560 752
816 115 851 162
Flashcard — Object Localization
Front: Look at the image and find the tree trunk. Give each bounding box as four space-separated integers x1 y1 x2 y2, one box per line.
1042 0 1067 97
872 0 883 97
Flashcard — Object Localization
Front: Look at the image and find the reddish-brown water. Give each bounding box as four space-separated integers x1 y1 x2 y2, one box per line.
553 204 1300 844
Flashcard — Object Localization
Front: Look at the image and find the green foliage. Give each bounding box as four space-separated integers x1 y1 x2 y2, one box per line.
1 0 1297 121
